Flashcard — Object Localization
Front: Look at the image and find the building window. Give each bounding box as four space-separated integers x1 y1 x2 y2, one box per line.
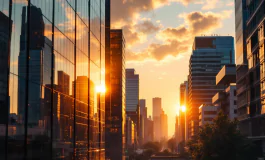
234 100 237 105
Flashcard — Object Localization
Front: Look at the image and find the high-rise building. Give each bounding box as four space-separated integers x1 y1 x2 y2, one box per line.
178 81 187 144
237 0 265 154
126 69 140 144
2 0 107 159
235 0 250 144
139 99 147 144
153 97 162 141
105 29 126 160
188 36 235 139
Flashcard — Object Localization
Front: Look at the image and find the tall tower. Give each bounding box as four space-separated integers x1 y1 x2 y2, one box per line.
105 29 126 160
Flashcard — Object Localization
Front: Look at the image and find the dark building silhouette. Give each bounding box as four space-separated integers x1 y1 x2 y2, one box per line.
0 11 11 123
105 29 126 160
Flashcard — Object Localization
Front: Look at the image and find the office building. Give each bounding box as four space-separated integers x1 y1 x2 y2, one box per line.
237 0 265 156
199 105 218 127
188 36 235 138
126 69 140 144
105 29 126 160
212 65 237 120
177 81 188 146
1 0 107 159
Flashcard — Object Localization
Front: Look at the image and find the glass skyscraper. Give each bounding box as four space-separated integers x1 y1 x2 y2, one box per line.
0 0 106 159
187 36 235 139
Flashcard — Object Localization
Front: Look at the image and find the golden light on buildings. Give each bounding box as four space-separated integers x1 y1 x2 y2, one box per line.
181 106 186 112
96 85 106 93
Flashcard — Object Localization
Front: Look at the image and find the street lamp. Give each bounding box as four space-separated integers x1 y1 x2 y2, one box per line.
96 85 106 157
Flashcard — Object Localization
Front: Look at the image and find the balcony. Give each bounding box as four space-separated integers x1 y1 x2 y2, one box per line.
216 64 236 85
212 92 225 104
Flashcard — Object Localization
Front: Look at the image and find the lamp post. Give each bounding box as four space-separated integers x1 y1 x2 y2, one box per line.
96 85 106 158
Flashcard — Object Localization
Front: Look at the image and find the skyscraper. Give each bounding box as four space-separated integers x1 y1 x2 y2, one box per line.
238 0 265 153
188 36 235 139
105 29 126 160
126 69 140 144
3 0 107 159
152 97 162 141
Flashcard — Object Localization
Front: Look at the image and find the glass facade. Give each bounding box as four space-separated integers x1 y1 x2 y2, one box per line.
188 36 235 139
0 0 106 159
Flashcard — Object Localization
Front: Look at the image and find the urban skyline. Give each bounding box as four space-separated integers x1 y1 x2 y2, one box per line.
0 0 265 159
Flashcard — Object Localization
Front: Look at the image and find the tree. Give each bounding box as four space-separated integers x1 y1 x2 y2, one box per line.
167 137 176 152
187 112 261 160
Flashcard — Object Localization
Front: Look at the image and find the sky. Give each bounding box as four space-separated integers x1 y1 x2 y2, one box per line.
111 0 236 137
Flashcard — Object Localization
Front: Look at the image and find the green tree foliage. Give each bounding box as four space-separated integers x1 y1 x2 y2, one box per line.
187 112 260 160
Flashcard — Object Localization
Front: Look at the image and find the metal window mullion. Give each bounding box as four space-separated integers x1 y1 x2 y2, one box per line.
5 0 13 159
50 0 55 159
87 0 91 158
73 0 77 159
24 0 31 159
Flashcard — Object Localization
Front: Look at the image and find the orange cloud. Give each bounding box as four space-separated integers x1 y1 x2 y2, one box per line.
127 11 232 61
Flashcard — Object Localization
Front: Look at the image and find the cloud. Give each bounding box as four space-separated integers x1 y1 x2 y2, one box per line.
135 20 161 34
201 0 218 10
127 11 232 61
121 20 161 47
111 0 181 27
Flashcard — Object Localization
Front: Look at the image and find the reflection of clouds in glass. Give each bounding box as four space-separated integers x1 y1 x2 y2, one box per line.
13 0 27 4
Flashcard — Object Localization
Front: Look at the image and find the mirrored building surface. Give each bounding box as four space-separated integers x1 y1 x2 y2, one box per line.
0 0 106 159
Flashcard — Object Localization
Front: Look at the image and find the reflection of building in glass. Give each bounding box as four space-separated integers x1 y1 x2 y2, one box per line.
0 11 11 124
3 0 107 159
105 29 126 160
18 6 52 125
187 36 235 139
126 69 140 144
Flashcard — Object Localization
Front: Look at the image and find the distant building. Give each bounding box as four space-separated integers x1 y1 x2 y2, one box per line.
105 29 126 160
199 105 218 127
126 69 140 144
188 36 235 138
145 117 154 143
212 65 237 120
126 116 135 147
176 81 188 146
160 110 168 140
139 99 147 144
153 97 162 141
